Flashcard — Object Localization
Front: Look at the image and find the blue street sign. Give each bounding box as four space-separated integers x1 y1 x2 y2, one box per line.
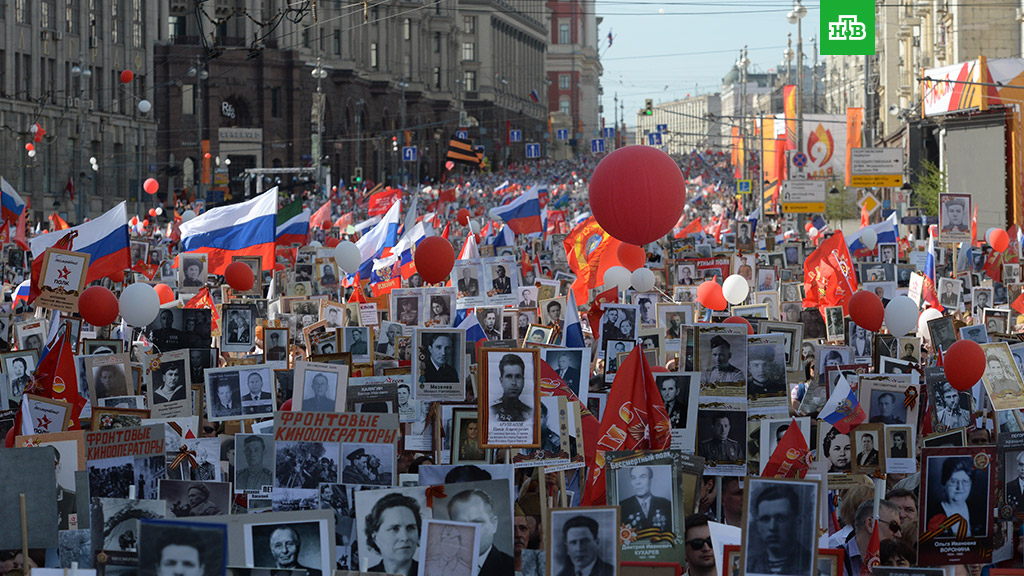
525 142 541 159
402 146 418 162
603 127 615 139
456 130 468 140
556 129 570 141
647 133 662 146
656 124 668 133
509 129 522 142
591 139 605 153
792 152 808 167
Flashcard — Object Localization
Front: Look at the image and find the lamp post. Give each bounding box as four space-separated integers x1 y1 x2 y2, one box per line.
311 59 328 201
187 59 208 204
737 47 750 186
398 80 408 187
71 62 92 222
787 0 807 154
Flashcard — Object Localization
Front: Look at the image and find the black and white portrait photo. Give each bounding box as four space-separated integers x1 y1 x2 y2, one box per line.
222 305 255 353
342 326 371 363
426 294 454 327
736 222 753 250
395 295 422 326
742 479 819 576
490 263 512 295
878 243 897 264
3 350 37 402
655 373 695 430
972 287 993 314
615 466 673 535
455 262 482 299
599 305 638 349
376 322 406 358
235 434 275 492
981 342 1024 411
824 306 844 342
418 519 480 576
179 255 209 289
518 286 539 308
295 363 345 413
205 369 243 420
481 349 539 448
240 367 275 416
747 342 786 398
159 480 231 517
150 358 188 406
86 354 131 401
868 390 906 425
541 298 566 328
676 263 696 286
922 453 991 539
414 329 465 401
697 409 745 464
548 507 618 576
939 193 971 243
340 443 395 486
138 520 226 576
938 278 962 310
354 488 428 574
265 328 289 362
541 348 590 401
698 331 746 388
245 520 331 575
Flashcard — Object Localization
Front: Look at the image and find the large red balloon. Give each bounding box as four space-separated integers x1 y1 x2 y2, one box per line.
616 244 646 271
143 178 159 195
944 339 986 391
697 280 727 311
120 70 134 84
415 236 455 284
457 208 470 227
849 290 885 332
225 261 255 291
589 146 685 245
991 229 1010 252
155 283 175 304
724 315 754 335
79 286 119 326
325 237 340 248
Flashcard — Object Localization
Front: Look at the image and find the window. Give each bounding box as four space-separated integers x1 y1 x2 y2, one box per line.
168 15 185 39
15 0 28 24
559 97 571 116
464 70 476 92
559 74 570 90
333 29 341 55
433 32 441 54
558 23 570 44
271 87 280 118
181 84 194 115
89 0 99 41
41 0 53 28
66 0 80 34
462 42 475 61
302 27 309 48
403 18 410 40
370 42 378 69
131 0 142 48
433 66 441 90
463 16 475 34
111 0 119 43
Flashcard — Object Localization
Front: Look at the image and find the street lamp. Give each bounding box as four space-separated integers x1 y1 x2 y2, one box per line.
188 62 209 203
71 63 92 221
787 0 806 154
312 60 328 200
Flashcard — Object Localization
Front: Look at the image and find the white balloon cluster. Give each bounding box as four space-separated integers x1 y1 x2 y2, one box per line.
334 241 361 273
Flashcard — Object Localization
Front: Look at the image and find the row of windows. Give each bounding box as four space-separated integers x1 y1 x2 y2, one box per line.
10 0 144 48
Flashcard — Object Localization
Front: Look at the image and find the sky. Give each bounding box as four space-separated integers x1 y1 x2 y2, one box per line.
595 0 822 128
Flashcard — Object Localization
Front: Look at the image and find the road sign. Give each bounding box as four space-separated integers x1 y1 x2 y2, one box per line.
591 139 605 154
860 192 880 215
402 146 418 162
647 133 663 146
456 130 468 140
603 127 616 139
850 147 904 187
781 180 826 213
736 179 752 195
556 129 570 141
509 129 522 142
656 124 668 133
791 152 808 168
525 143 541 159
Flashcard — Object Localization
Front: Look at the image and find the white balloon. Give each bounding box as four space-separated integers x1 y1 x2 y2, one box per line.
884 296 920 336
138 99 152 114
722 274 750 305
309 240 323 248
860 228 878 250
918 307 943 340
155 207 164 216
181 209 196 222
469 220 481 234
334 241 361 273
27 150 35 158
907 233 915 242
808 227 819 237
631 268 655 292
604 266 631 292
119 283 160 327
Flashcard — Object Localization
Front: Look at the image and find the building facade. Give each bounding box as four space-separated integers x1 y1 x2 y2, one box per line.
634 94 722 155
545 0 602 153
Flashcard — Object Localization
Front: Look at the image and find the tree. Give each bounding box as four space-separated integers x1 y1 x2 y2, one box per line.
912 160 946 216
825 186 858 221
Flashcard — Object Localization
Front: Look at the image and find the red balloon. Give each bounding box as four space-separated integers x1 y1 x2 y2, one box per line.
274 263 286 271
849 290 885 332
944 339 986 391
325 237 339 248
24 143 33 151
804 221 814 232
651 365 669 373
33 133 42 143
616 244 646 271
120 70 134 84
724 315 754 335
991 229 1010 252
321 220 333 230
415 236 456 284
154 283 175 304
696 280 727 311
589 146 685 245
144 178 159 195
109 269 125 283
148 208 157 217
79 286 119 326
225 261 255 292
457 208 470 227
280 398 293 411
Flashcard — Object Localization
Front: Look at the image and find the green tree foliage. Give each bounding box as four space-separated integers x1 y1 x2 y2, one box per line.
912 160 946 216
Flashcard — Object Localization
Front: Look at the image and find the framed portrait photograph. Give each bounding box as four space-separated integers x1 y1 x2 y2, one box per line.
144 349 192 419
234 433 275 492
938 277 962 310
222 304 256 353
983 308 1009 335
454 260 484 305
851 424 884 475
293 361 349 412
547 507 619 576
982 342 1024 411
179 254 209 290
598 304 639 355
264 328 290 363
540 347 592 402
479 348 541 448
759 321 803 372
823 306 845 342
927 315 958 353
243 518 333 574
451 409 489 464
658 304 693 342
819 422 852 474
85 352 132 401
655 371 699 434
696 326 747 392
82 338 123 356
938 193 971 243
918 447 995 565
130 240 149 266
393 292 423 326
696 408 746 467
2 349 38 403
424 290 457 328
15 319 46 353
342 326 372 364
340 442 395 486
138 519 226 576
524 324 555 345
741 477 819 576
413 328 466 402
884 425 916 474
971 287 993 313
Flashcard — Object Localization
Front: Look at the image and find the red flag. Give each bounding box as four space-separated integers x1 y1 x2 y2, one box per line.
0 221 10 245
13 199 28 250
21 329 84 429
132 260 160 280
520 248 532 282
309 200 332 230
1013 291 1024 316
760 418 810 478
581 347 671 505
440 222 450 240
65 176 75 201
860 202 869 228
368 188 402 217
186 287 220 333
28 232 75 304
348 274 367 303
49 213 70 231
586 287 619 341
803 231 858 317
564 216 622 302
674 218 702 239
861 519 881 575
971 204 979 247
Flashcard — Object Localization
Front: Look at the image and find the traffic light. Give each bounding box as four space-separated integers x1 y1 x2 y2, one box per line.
392 136 398 152
644 99 653 116
353 167 363 184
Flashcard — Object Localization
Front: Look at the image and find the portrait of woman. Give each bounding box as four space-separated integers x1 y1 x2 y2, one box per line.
927 457 986 537
822 426 851 474
365 492 421 575
429 297 451 326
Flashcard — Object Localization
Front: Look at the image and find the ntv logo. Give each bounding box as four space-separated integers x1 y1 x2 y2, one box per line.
827 15 867 41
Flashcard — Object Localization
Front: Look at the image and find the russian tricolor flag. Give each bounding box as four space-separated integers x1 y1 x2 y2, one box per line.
354 199 402 278
1 177 26 223
394 220 433 279
11 279 30 308
818 374 866 434
276 195 310 246
847 212 899 256
29 203 130 300
488 185 543 235
563 291 586 348
457 311 487 344
179 189 277 275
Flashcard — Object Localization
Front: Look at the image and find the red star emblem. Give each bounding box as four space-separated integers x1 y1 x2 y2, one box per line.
57 266 71 280
36 414 52 430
